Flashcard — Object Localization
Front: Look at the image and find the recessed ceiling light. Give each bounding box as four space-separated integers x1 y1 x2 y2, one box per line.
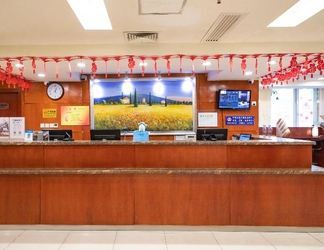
202 61 211 66
67 0 112 30
267 0 324 27
244 71 253 76
77 62 86 67
38 73 45 78
15 63 23 68
139 62 148 67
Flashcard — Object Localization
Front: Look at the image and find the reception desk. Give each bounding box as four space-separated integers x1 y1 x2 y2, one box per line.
2 138 324 227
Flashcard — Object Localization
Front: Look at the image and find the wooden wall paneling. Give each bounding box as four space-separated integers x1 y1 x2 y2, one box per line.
134 174 230 225
230 174 324 226
73 145 135 168
227 145 312 168
0 145 44 168
0 175 40 224
134 145 227 168
40 174 134 225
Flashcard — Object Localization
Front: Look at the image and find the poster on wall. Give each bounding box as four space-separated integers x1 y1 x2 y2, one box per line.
61 106 90 125
198 112 218 127
9 117 25 139
90 77 195 132
0 117 9 139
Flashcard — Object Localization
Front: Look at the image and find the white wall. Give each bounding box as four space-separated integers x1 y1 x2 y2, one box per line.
258 88 271 127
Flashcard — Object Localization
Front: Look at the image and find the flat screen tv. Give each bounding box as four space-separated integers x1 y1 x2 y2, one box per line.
218 89 251 110
90 129 121 141
44 130 73 141
196 128 228 141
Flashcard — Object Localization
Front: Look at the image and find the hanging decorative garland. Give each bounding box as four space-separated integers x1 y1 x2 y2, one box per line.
0 53 323 91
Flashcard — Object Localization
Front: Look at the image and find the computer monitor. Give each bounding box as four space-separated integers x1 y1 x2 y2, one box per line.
44 130 73 141
90 129 121 141
196 128 228 141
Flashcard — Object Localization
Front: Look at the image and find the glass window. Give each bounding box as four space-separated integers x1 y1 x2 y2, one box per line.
271 88 318 127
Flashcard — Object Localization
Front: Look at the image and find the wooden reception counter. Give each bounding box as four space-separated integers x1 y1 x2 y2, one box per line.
2 138 324 227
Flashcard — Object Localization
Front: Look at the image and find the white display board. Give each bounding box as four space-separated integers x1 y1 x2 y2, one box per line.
9 117 25 139
198 112 218 127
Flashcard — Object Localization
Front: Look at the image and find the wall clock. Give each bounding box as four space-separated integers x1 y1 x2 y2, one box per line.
46 82 64 100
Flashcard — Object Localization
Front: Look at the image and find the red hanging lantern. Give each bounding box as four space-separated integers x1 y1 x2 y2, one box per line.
5 61 13 76
0 72 7 85
267 55 272 72
240 58 246 75
127 56 135 73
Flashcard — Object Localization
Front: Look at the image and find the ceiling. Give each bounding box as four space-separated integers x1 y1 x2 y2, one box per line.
0 0 324 84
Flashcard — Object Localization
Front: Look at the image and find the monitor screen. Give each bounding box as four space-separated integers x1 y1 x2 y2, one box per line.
90 129 121 141
196 128 228 141
218 89 251 110
239 133 252 141
44 130 73 141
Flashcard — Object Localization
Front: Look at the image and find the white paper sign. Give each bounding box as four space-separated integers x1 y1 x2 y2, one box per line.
198 112 218 127
9 117 25 139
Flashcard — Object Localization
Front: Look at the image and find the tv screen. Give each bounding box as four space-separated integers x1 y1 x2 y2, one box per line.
90 129 121 141
44 130 73 141
218 89 251 110
196 128 228 141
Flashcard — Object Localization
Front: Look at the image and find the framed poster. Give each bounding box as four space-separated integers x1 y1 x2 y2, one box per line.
198 112 218 127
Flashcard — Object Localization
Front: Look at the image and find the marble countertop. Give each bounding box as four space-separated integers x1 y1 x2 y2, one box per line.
0 137 315 146
0 166 323 175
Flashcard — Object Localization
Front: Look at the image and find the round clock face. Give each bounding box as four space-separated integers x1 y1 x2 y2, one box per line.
46 82 64 100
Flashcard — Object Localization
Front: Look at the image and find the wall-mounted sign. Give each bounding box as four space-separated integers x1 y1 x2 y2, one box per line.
43 109 57 118
61 106 90 125
198 112 218 127
0 103 9 109
225 116 255 125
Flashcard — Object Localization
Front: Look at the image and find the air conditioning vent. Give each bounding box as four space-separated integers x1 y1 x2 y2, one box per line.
124 32 159 43
201 13 245 42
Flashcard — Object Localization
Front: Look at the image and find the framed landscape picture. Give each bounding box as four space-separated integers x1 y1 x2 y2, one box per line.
90 77 195 132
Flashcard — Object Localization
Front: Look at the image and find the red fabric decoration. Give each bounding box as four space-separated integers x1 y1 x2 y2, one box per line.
267 55 271 72
102 57 109 78
179 54 184 73
229 55 234 73
91 61 98 77
32 58 36 74
114 56 121 77
139 56 146 76
189 56 197 76
18 60 24 76
152 57 158 77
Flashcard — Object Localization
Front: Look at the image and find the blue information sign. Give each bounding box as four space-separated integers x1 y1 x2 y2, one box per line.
225 116 255 125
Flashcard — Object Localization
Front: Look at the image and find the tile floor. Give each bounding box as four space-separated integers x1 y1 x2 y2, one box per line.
0 227 324 250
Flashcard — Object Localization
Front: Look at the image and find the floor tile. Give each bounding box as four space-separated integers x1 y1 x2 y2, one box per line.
262 232 324 250
213 231 276 250
0 231 24 250
310 233 324 244
5 230 69 250
165 231 221 250
60 231 116 250
113 231 166 250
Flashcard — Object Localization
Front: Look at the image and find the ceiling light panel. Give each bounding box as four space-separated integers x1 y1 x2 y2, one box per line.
67 0 112 30
268 0 324 27
139 0 187 15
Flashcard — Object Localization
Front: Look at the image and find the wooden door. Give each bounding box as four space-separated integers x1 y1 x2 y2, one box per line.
0 91 20 117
